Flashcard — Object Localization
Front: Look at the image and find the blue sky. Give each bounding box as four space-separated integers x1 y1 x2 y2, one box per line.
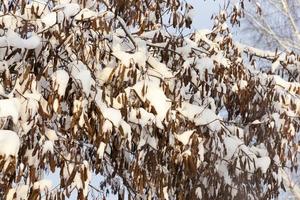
189 0 220 29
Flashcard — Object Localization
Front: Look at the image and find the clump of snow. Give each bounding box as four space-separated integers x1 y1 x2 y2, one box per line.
120 120 132 142
212 52 230 68
41 12 57 28
256 157 271 173
16 185 29 200
0 61 8 72
70 61 93 96
112 48 146 68
0 29 41 49
95 89 121 127
239 80 248 89
97 142 106 159
146 83 171 123
250 144 268 157
98 66 114 85
20 92 40 121
146 134 158 150
175 130 195 145
0 130 20 158
195 187 202 199
25 149 38 167
0 98 21 124
128 108 155 126
0 84 4 95
0 15 19 30
6 188 15 200
45 128 58 142
53 3 80 19
125 80 171 128
100 105 122 127
194 29 211 44
74 8 97 20
223 136 243 159
51 69 69 96
251 119 261 125
163 187 169 200
33 179 52 191
196 56 215 76
178 102 221 131
53 98 59 112
42 140 54 154
147 56 173 78
102 120 113 133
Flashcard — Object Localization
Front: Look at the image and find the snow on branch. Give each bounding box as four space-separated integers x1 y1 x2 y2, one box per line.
0 1 298 199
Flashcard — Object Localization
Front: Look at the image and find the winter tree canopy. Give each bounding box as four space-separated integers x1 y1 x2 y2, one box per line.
237 0 300 53
0 0 300 199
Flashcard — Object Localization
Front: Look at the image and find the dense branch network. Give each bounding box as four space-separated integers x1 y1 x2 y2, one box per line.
0 0 299 199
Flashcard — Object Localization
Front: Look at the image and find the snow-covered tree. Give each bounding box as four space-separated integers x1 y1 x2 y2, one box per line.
230 1 300 198
0 0 299 199
236 0 300 53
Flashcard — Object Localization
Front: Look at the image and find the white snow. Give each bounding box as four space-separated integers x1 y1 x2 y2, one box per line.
194 29 211 43
126 80 171 127
112 49 146 68
128 108 155 126
97 142 106 159
0 29 41 49
196 187 202 199
271 59 280 72
98 66 114 85
74 8 97 20
251 119 261 125
0 130 20 158
70 62 93 96
177 102 221 131
0 98 21 124
144 83 171 123
239 80 248 89
51 69 69 96
42 140 54 154
16 185 29 200
235 42 277 59
163 187 169 200
41 12 57 28
0 2 295 198
0 84 4 95
250 144 268 157
146 135 158 150
20 92 40 121
120 120 132 142
45 128 58 141
0 15 19 30
255 156 271 173
175 130 195 145
25 149 38 167
223 136 243 159
100 106 122 127
53 3 80 19
147 56 173 78
6 188 15 200
102 120 113 133
53 98 59 112
33 179 52 191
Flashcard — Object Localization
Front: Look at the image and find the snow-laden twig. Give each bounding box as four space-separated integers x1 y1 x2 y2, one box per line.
280 168 300 199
